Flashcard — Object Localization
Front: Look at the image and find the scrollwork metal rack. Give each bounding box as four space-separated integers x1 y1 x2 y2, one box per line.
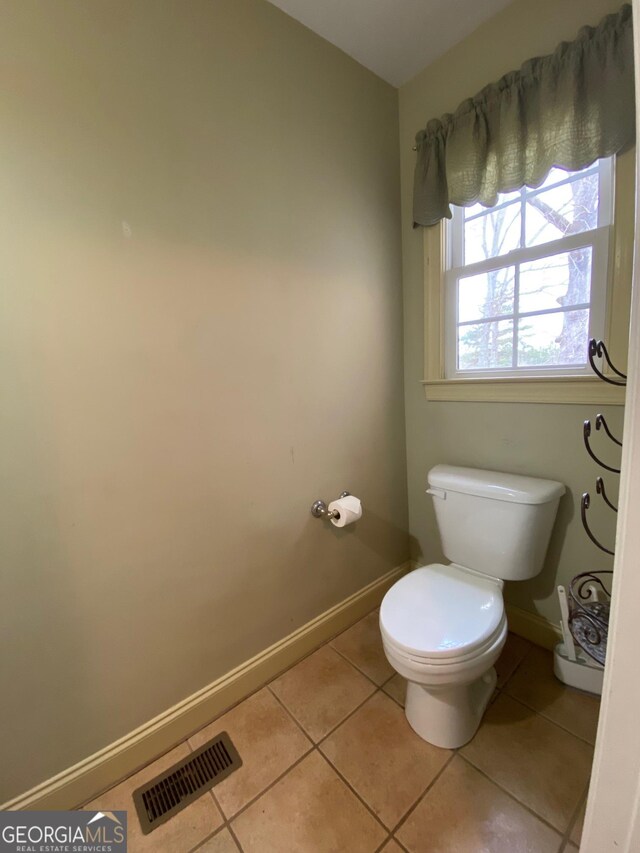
569 339 625 665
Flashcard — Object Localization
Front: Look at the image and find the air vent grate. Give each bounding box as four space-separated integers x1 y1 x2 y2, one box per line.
133 731 242 834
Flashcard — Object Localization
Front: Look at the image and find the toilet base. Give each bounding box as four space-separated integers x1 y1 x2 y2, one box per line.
405 666 497 749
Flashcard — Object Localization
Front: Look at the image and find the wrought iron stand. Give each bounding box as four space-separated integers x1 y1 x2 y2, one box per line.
554 339 624 690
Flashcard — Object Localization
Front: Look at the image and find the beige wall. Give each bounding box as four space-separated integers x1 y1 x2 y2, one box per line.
399 0 627 622
0 0 407 801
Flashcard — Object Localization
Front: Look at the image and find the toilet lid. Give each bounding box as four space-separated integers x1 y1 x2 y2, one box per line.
380 564 504 661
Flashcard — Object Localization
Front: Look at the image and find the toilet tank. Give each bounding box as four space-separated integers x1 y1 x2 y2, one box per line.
427 465 565 581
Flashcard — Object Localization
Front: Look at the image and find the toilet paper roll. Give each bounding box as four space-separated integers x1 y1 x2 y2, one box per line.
328 495 362 528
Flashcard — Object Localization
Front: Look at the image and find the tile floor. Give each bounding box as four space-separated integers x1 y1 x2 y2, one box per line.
84 609 600 852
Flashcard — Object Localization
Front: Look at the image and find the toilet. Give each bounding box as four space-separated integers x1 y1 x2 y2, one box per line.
380 464 565 749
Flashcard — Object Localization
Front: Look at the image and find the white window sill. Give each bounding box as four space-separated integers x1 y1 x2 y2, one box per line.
422 375 626 404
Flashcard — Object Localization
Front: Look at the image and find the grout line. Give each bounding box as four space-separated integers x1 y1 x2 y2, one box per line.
559 779 589 850
315 685 379 746
392 834 411 853
267 673 377 749
456 752 570 838
381 671 399 687
182 743 232 853
499 688 599 747
269 675 459 845
265 685 316 746
224 748 313 825
383 748 457 839
315 743 394 837
209 787 221 812
189 825 228 853
268 681 392 834
200 739 390 846
211 790 235 847
497 691 598 748
226 819 245 852
498 645 533 692
159 765 245 853
267 678 405 840
381 679 405 708
330 642 393 691
390 751 458 838
373 837 392 853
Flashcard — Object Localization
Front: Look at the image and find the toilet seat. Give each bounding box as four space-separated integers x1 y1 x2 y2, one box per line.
380 563 504 663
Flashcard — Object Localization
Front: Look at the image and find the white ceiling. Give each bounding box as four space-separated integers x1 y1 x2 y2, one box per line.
266 0 513 87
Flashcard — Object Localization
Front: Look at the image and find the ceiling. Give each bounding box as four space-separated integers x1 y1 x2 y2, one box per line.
266 0 513 87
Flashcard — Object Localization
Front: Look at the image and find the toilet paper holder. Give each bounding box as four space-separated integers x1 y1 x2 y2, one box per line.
311 492 350 519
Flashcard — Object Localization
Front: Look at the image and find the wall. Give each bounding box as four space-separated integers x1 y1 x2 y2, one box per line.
399 0 628 623
0 0 407 802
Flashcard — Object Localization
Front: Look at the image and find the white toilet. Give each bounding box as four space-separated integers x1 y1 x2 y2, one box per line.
380 464 565 749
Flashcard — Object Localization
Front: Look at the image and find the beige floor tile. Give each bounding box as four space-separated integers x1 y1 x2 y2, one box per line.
504 646 600 743
188 688 311 818
196 827 240 852
495 632 532 688
331 609 395 685
84 743 223 853
320 691 451 829
382 673 406 707
231 751 386 853
397 756 561 853
570 796 587 845
461 693 593 832
270 645 376 741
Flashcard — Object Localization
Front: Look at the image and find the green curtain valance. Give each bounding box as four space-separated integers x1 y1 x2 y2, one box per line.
413 4 635 227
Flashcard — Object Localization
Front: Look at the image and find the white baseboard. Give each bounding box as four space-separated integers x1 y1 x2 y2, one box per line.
2 561 410 812
505 603 562 650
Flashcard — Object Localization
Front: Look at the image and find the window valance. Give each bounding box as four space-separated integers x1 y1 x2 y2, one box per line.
413 4 635 227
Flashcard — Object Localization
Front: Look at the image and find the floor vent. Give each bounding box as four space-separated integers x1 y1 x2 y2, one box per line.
133 732 242 834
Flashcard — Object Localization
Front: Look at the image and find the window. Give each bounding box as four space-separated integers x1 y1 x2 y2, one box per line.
445 159 613 379
422 149 633 404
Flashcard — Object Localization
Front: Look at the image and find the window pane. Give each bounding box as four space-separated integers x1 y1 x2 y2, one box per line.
464 203 521 264
519 248 592 314
465 188 520 218
517 309 589 366
525 172 599 247
458 320 513 370
458 266 515 323
535 166 581 191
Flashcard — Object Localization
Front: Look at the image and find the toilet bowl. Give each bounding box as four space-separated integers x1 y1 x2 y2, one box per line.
380 465 565 749
380 563 507 748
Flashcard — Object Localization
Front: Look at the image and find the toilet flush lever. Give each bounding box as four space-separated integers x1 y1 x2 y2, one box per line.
426 487 446 500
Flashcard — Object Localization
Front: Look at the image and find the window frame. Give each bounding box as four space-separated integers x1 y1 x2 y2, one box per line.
421 149 634 404
445 159 613 380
